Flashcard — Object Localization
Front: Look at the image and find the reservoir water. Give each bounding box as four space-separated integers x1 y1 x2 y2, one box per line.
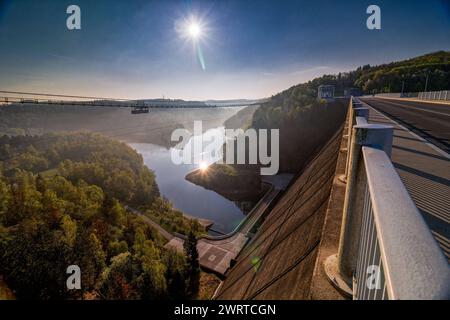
128 127 246 234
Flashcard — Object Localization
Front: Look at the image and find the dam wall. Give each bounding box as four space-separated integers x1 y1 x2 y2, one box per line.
215 103 348 299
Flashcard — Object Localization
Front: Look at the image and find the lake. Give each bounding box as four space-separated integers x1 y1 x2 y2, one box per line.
128 127 246 234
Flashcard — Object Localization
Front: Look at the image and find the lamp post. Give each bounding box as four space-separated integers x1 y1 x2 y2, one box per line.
400 75 405 97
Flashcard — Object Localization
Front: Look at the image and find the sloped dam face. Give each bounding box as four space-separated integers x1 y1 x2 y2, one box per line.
215 106 346 300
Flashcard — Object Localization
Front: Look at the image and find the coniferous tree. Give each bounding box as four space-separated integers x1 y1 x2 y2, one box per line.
0 171 10 225
164 249 187 299
184 228 200 299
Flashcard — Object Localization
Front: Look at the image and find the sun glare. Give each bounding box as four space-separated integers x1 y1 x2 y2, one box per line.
188 22 201 39
199 161 209 171
176 15 208 70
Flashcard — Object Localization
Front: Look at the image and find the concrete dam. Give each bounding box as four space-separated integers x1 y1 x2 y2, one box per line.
215 101 348 299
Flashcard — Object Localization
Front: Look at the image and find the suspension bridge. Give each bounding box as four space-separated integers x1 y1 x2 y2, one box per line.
0 90 265 113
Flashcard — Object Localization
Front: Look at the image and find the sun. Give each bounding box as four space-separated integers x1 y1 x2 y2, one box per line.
176 16 208 43
187 22 201 39
176 15 209 69
199 161 209 171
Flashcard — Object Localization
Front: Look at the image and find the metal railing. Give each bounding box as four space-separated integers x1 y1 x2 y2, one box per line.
374 91 450 101
354 180 387 299
324 97 450 300
355 146 450 299
418 90 450 101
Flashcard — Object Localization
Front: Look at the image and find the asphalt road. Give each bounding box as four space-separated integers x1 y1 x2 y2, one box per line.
360 99 450 260
360 97 450 154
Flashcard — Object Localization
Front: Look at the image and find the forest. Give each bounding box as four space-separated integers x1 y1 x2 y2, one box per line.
250 51 450 172
0 132 203 299
354 50 450 94
285 50 450 99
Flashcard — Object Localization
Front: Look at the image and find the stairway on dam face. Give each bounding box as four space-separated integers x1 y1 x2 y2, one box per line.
214 126 345 300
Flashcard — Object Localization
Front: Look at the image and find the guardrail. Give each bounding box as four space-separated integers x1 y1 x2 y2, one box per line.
418 90 450 101
374 92 419 98
374 91 450 101
324 97 450 300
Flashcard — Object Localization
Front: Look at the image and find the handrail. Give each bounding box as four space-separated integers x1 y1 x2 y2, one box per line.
324 96 450 300
360 147 450 299
355 116 367 125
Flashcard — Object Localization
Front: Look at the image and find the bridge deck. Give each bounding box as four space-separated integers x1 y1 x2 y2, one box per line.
361 98 450 260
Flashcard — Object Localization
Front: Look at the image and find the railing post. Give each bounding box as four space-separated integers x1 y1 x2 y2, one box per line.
325 123 393 297
344 100 355 176
340 103 370 184
353 107 369 120
339 98 354 183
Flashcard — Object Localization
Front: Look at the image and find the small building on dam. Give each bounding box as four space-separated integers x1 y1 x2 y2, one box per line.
317 85 335 101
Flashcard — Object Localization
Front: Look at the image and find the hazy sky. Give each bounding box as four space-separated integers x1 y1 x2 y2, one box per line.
0 0 449 100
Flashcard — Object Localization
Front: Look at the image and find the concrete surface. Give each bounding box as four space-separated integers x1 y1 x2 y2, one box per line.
215 129 344 299
309 118 350 300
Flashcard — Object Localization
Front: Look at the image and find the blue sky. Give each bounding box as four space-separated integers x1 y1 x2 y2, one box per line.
0 0 449 100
